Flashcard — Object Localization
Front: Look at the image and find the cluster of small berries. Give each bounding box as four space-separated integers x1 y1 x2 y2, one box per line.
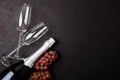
29 51 58 80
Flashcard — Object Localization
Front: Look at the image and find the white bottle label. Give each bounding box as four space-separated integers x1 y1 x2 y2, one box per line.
2 71 14 80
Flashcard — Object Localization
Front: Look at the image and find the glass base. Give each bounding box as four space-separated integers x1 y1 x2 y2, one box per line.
0 55 24 67
0 56 10 66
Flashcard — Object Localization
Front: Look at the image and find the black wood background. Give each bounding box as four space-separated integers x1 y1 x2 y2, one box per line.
0 0 120 80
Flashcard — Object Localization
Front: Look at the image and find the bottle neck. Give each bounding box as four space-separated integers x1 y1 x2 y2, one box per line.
24 43 49 68
23 38 55 68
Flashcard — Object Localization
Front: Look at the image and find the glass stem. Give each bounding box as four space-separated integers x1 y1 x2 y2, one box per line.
15 31 24 57
6 31 24 58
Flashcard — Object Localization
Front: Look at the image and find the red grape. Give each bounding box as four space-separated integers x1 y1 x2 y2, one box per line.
31 50 58 80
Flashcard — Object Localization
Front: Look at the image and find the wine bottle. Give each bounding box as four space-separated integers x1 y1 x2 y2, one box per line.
0 38 55 80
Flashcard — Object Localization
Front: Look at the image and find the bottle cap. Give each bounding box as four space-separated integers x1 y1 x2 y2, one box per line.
47 38 56 48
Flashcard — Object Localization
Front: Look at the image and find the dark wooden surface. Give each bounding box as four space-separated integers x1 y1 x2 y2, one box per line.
0 0 120 80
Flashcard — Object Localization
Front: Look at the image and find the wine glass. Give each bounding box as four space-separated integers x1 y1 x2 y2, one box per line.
16 3 31 58
0 22 48 66
21 22 48 46
0 3 31 66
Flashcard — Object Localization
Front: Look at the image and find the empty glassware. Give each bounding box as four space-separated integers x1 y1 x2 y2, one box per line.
0 3 49 67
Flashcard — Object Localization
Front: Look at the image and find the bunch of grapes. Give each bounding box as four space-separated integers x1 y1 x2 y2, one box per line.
30 71 51 80
34 51 58 71
29 50 58 80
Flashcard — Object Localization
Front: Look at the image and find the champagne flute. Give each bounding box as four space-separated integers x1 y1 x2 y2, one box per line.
0 3 31 66
9 22 48 59
0 22 48 66
16 3 31 58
